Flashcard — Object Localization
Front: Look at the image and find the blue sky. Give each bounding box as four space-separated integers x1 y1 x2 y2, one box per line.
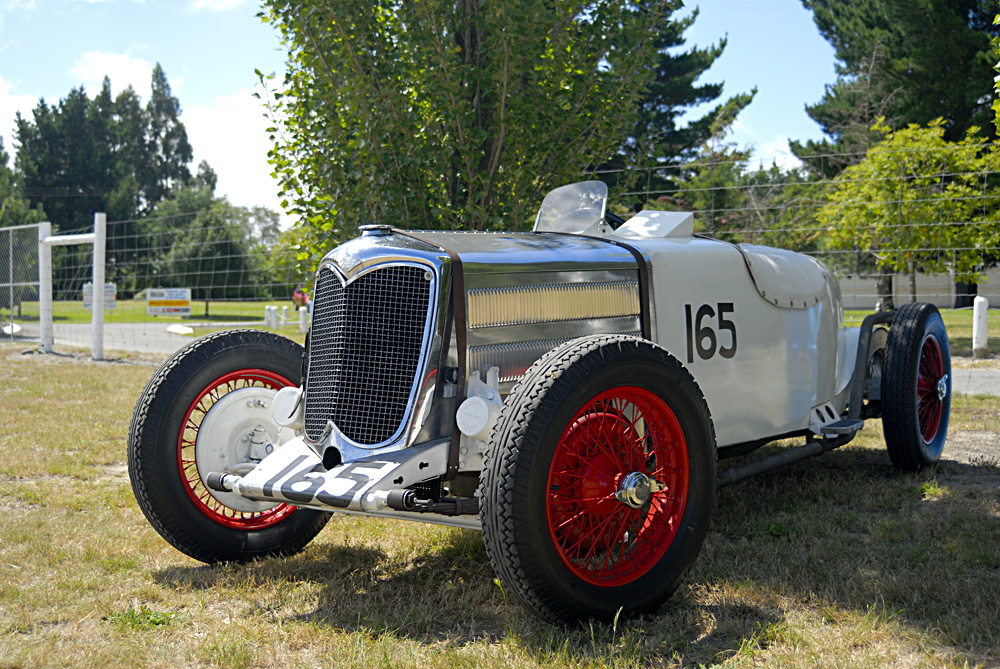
0 0 837 223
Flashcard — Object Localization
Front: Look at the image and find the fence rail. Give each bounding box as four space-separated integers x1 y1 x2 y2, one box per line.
4 144 1000 358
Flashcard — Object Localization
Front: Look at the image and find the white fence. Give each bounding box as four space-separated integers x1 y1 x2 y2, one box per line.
0 223 40 342
4 144 1000 359
838 270 1000 310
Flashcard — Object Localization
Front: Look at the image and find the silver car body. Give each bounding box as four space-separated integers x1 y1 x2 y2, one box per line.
211 182 864 526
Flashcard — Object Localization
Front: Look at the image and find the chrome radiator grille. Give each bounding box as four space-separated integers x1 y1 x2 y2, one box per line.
304 264 433 445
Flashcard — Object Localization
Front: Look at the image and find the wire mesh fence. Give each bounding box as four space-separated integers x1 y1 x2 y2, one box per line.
4 143 1000 359
26 211 311 357
0 223 40 343
602 142 1000 312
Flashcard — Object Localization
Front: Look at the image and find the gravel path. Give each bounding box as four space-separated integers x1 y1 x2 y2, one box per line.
950 366 1000 397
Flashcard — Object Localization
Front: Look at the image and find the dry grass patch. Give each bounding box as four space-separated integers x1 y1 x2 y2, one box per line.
1 345 999 667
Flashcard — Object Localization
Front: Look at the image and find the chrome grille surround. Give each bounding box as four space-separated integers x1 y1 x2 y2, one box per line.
304 260 438 449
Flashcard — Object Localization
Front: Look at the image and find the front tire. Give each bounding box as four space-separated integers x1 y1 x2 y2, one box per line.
128 329 330 563
881 303 951 471
481 335 716 623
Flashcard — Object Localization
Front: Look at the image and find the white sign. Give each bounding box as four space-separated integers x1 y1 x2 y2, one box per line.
147 288 192 316
82 282 117 312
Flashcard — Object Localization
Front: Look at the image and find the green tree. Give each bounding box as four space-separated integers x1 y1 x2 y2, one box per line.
596 2 755 201
674 127 752 242
14 66 196 297
143 173 281 315
794 0 998 175
261 223 317 301
261 0 694 254
1 139 46 316
0 138 45 229
14 68 194 224
159 204 265 315
993 10 1000 137
145 64 194 208
816 118 998 306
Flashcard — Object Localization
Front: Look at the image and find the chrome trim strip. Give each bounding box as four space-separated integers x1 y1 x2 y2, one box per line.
467 281 640 329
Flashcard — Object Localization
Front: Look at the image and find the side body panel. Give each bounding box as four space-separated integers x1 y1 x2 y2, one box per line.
625 236 845 447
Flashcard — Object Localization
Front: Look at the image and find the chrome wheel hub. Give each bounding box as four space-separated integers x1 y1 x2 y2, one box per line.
937 374 949 401
615 472 663 509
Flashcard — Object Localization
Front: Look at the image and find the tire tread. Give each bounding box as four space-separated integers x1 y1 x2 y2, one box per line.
481 335 715 623
128 329 329 564
882 303 950 471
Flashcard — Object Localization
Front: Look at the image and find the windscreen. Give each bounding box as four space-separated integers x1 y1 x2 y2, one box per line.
533 181 608 233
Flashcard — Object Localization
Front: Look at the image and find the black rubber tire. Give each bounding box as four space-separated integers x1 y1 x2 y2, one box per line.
128 329 331 563
881 303 951 471
480 335 716 624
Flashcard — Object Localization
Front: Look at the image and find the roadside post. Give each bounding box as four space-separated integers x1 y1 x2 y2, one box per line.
973 295 989 358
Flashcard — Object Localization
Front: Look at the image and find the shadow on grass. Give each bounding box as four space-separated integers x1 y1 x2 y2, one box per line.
150 446 999 666
704 444 1000 665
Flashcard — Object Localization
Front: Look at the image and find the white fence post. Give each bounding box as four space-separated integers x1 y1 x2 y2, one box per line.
265 305 280 330
973 296 989 359
38 222 53 352
281 305 288 327
91 213 106 361
38 215 105 359
299 306 308 334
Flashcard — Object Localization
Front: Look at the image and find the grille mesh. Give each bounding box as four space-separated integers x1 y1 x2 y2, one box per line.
304 264 433 444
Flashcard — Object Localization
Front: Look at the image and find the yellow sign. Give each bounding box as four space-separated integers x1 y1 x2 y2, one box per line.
147 289 192 316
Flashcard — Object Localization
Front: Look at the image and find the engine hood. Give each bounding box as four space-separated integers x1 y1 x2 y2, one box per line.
317 228 647 393
324 228 641 281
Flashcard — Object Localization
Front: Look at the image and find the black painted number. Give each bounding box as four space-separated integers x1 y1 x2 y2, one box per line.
685 303 737 363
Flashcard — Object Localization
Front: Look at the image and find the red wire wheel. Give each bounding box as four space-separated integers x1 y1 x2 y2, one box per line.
547 387 689 586
481 335 716 623
128 330 330 564
915 334 944 444
882 303 951 471
177 368 297 530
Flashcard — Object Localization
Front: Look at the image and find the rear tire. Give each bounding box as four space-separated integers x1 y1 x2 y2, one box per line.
881 303 951 471
481 335 716 623
128 329 330 563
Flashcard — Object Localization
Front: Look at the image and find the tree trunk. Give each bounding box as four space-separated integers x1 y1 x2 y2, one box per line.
875 263 894 311
955 281 977 308
907 257 916 303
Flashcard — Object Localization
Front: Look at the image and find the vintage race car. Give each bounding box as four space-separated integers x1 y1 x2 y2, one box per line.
127 181 951 623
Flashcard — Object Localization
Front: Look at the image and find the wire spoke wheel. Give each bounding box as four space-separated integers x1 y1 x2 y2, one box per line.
178 368 297 529
547 387 689 586
128 330 330 564
482 335 715 623
882 303 951 471
915 334 944 444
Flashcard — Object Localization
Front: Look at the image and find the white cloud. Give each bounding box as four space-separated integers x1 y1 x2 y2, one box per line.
190 0 246 10
0 74 38 159
183 86 287 222
71 50 154 99
752 138 803 172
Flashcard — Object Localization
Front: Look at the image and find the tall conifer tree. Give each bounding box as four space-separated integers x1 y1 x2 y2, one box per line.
794 0 999 175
